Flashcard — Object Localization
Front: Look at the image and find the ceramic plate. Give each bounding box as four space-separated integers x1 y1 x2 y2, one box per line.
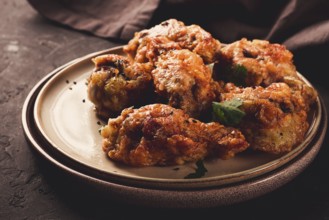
22 56 327 208
32 46 322 189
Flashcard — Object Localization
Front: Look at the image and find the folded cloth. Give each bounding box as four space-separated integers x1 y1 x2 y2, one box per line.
27 0 161 41
28 0 329 86
27 0 329 48
148 0 329 86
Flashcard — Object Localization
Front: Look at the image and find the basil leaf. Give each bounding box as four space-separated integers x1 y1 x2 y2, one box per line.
212 98 245 126
184 160 208 179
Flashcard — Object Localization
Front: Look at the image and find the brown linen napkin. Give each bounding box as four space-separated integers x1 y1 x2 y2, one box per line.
27 0 329 49
27 0 329 86
27 0 161 41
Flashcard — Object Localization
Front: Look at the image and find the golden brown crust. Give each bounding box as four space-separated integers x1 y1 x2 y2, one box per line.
221 82 309 154
216 38 298 86
123 19 221 64
213 38 317 154
101 104 249 166
152 49 217 117
87 54 154 119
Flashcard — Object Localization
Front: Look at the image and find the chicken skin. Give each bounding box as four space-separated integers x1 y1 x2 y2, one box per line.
152 49 219 117
215 38 297 87
123 19 221 64
87 54 154 119
101 104 249 166
220 82 309 154
281 75 317 111
215 38 317 109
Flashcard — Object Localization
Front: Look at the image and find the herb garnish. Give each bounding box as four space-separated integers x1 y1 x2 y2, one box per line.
212 98 245 126
225 64 248 86
184 160 208 179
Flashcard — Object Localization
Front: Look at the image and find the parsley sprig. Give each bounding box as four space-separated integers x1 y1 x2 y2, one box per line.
184 160 208 179
212 98 245 126
224 64 248 86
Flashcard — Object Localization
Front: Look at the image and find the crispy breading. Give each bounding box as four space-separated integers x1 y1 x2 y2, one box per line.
215 38 317 107
87 54 154 119
282 76 318 111
215 38 297 86
101 104 249 166
123 19 221 64
221 82 309 154
152 49 218 117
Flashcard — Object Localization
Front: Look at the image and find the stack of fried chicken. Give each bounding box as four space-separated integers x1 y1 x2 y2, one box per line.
87 19 317 167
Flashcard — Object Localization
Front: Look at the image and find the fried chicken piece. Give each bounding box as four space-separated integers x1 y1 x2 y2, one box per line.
123 19 221 64
281 75 318 111
221 82 309 154
101 104 249 166
215 38 297 86
214 38 317 108
152 49 218 117
87 54 154 119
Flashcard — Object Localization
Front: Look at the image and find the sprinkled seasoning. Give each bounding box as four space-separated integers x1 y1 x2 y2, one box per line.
73 81 77 85
66 80 69 84
173 167 180 171
82 99 85 103
97 121 101 125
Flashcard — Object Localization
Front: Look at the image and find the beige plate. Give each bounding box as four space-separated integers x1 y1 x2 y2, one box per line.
33 46 322 189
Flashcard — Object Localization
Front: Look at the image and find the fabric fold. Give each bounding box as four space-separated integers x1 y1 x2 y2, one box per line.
27 0 161 41
27 0 329 85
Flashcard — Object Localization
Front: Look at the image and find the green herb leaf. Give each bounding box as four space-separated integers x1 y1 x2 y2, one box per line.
225 64 248 86
212 98 245 126
184 160 208 179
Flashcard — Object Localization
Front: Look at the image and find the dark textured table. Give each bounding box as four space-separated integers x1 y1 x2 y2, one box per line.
1 1 329 219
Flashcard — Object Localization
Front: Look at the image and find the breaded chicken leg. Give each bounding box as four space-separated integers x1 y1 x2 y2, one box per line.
220 82 309 154
101 104 249 166
87 54 154 119
152 49 219 117
123 19 221 64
